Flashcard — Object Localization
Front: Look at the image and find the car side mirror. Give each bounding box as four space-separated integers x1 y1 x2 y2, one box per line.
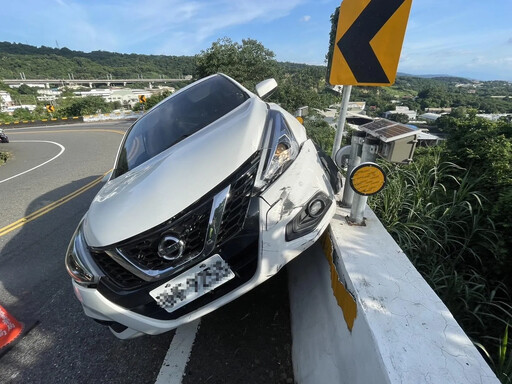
255 78 278 99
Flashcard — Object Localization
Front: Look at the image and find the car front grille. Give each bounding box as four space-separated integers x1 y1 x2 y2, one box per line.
217 158 259 246
116 200 211 271
92 153 260 289
92 251 145 289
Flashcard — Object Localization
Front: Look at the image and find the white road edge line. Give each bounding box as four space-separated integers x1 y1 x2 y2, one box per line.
155 319 201 384
0 140 65 184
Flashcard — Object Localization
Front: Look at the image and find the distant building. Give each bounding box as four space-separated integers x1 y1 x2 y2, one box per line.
383 106 417 120
476 113 512 121
73 88 167 108
425 107 452 113
455 82 482 88
328 101 367 114
0 91 13 111
295 106 309 117
347 101 366 114
5 105 37 113
315 108 337 128
329 85 343 94
8 83 46 89
418 113 442 123
37 89 62 102
417 131 442 147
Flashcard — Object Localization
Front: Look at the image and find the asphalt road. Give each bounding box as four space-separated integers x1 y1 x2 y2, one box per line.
0 122 294 384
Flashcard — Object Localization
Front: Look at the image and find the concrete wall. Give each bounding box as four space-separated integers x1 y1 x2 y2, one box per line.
288 204 500 384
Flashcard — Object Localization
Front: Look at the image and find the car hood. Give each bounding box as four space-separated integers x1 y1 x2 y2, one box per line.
84 97 267 247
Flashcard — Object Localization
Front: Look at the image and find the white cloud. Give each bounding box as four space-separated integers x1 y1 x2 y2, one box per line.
1 0 307 55
301 15 311 22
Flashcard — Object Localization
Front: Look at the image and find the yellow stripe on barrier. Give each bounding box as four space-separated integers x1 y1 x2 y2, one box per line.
62 117 68 120
14 121 19 124
42 119 47 122
22 120 29 123
322 231 357 331
73 117 79 119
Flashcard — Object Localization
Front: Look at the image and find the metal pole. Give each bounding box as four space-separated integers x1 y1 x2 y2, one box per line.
331 85 353 158
349 137 380 224
340 130 366 207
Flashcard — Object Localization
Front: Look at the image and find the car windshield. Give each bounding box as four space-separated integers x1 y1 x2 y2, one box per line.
114 75 249 177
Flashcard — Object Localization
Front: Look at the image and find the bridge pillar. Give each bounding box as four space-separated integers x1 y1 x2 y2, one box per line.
107 82 111 87
45 83 50 89
89 82 93 88
149 82 153 89
123 82 127 87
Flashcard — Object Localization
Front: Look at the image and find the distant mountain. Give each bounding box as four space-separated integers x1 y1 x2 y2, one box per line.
0 41 197 79
397 72 476 83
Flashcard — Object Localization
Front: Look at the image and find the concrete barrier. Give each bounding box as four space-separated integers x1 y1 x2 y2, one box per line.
288 204 500 384
0 111 142 128
0 116 84 128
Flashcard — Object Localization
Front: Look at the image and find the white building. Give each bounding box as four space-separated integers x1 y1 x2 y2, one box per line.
37 89 62 102
347 101 366 114
73 87 171 108
383 106 417 120
418 113 442 123
476 113 512 121
5 105 37 113
0 91 13 111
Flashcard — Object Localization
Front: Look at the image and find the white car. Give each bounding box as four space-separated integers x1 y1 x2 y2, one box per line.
65 74 341 339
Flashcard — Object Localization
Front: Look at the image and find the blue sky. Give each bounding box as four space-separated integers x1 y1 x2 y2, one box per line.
1 0 511 81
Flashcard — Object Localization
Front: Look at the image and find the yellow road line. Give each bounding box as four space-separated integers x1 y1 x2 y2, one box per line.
0 171 110 237
0 129 124 236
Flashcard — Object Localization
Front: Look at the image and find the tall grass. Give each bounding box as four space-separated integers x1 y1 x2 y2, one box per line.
369 147 512 381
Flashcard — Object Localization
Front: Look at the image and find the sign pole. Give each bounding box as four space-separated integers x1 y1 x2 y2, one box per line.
331 85 352 158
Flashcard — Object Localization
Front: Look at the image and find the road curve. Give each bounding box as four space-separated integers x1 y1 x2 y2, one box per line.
0 121 175 384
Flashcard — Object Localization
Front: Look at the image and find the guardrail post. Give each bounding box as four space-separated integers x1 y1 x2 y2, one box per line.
349 137 380 224
340 131 366 207
331 85 353 158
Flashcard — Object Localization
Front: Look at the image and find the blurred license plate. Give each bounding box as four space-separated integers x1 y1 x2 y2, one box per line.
149 254 235 313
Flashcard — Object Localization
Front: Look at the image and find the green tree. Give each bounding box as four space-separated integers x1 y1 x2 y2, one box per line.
57 96 112 116
303 118 335 153
132 90 172 112
195 37 277 89
388 113 409 124
325 6 340 83
17 84 39 95
12 108 33 120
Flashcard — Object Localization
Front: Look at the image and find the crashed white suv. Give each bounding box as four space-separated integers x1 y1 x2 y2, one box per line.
66 74 340 339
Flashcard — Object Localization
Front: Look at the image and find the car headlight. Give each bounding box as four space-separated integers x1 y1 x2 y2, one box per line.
258 110 299 187
65 219 98 286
